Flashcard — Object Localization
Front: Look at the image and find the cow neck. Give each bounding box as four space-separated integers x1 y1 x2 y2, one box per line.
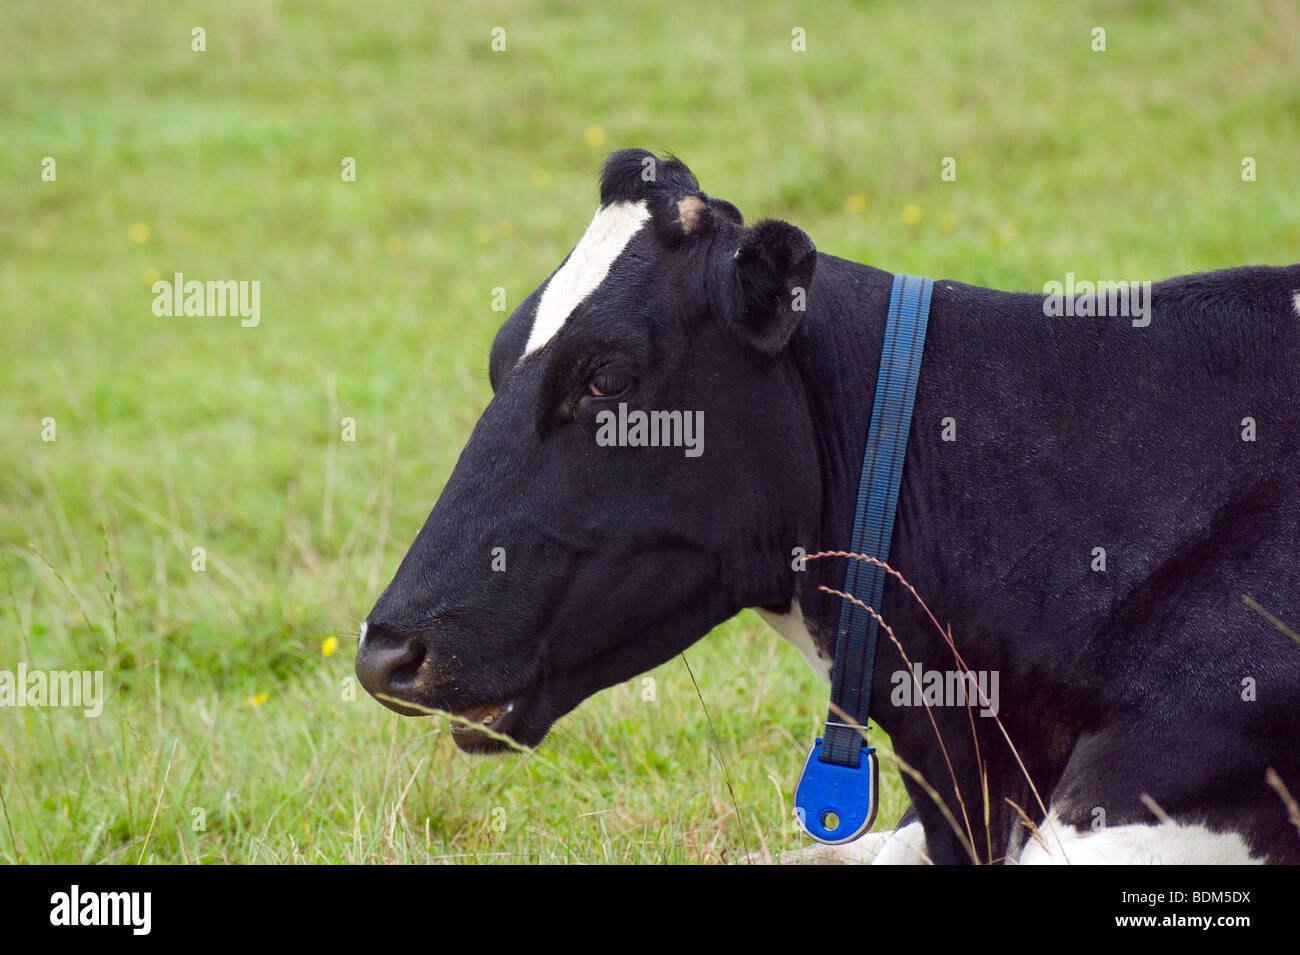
793 272 935 845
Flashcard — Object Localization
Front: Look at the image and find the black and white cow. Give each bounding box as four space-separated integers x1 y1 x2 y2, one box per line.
355 149 1300 864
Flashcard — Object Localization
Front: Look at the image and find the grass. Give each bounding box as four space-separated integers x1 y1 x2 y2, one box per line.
1 0 1298 864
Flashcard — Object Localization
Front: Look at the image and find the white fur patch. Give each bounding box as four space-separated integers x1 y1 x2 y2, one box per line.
1292 291 1300 317
1016 809 1260 865
871 820 930 864
522 201 651 358
754 820 927 865
358 620 368 650
771 812 1258 865
756 599 832 683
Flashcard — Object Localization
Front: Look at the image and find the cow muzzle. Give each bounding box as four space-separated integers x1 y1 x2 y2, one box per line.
354 619 533 750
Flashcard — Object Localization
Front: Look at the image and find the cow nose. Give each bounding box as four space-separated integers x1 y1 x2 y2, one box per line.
354 620 428 701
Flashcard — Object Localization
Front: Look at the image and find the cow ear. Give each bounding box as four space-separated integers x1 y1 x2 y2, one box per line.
721 219 816 354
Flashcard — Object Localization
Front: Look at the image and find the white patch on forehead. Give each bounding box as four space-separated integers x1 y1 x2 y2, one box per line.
522 200 651 358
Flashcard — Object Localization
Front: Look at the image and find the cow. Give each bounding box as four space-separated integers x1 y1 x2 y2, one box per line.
355 148 1300 864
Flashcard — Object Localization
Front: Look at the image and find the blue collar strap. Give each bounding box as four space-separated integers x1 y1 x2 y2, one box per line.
795 273 934 844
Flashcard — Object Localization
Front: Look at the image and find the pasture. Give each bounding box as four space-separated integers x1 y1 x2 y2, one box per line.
1 0 1297 863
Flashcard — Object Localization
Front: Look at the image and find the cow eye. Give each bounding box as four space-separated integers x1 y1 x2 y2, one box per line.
588 373 629 397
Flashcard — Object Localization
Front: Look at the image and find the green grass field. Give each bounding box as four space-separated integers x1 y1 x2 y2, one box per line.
2 0 1297 863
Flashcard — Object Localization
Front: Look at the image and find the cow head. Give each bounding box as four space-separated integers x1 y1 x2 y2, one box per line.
355 149 821 751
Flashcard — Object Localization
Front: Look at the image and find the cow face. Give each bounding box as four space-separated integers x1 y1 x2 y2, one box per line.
355 150 820 751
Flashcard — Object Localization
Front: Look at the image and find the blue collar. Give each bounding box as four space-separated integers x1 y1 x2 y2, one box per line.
795 273 934 844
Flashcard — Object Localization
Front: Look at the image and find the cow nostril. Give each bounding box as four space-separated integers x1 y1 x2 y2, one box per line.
354 622 428 696
389 640 427 685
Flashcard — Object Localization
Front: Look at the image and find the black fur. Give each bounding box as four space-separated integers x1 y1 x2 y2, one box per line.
599 148 700 205
726 219 818 354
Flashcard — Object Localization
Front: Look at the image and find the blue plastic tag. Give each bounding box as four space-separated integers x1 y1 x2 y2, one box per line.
794 738 879 844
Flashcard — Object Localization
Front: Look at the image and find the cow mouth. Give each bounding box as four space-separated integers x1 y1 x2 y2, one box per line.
447 694 531 752
450 700 513 734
